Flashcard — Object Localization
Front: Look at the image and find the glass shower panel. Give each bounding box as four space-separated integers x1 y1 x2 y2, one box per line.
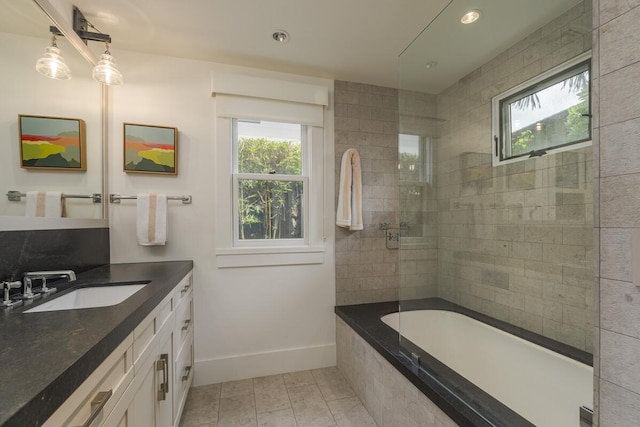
397 0 594 412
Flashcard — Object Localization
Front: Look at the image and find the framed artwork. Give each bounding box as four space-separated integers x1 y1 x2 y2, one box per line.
123 123 178 175
18 114 86 171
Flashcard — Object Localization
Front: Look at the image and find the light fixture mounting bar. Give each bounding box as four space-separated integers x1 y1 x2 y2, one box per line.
72 6 111 44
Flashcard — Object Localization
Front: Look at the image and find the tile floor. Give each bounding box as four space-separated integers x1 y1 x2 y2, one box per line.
179 367 378 427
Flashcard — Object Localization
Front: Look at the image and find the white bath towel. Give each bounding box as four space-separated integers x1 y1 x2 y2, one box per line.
336 148 363 230
136 193 168 246
25 191 65 217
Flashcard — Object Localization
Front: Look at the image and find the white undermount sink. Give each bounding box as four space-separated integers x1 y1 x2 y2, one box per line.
24 284 147 313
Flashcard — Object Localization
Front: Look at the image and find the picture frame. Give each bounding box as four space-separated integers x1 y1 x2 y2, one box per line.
123 123 178 175
18 114 86 171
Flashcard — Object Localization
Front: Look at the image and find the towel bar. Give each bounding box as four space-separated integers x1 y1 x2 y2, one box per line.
109 194 192 204
6 191 102 203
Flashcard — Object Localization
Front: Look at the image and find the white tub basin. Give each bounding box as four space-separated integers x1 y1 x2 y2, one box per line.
24 284 147 313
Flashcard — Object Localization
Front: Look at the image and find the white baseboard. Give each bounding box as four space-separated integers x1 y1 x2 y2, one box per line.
192 343 337 386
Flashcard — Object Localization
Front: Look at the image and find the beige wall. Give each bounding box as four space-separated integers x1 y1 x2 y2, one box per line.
108 54 337 385
593 0 640 425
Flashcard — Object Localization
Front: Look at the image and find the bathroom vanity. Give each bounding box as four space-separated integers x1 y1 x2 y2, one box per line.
0 261 193 427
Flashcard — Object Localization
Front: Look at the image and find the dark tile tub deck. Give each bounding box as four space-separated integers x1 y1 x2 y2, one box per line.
335 298 593 427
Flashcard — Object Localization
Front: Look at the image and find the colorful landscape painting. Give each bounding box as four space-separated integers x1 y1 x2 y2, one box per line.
19 115 86 170
124 123 177 175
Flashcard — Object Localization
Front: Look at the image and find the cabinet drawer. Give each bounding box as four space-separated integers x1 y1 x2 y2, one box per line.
174 294 192 351
133 294 172 366
173 272 193 309
44 335 134 427
173 331 193 425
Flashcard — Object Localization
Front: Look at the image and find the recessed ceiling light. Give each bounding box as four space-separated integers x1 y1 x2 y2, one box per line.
461 9 481 24
272 30 290 43
425 61 438 69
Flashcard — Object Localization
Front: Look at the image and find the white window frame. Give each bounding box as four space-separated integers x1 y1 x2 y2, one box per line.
212 74 329 268
491 51 592 167
231 119 310 248
398 133 432 185
398 133 432 247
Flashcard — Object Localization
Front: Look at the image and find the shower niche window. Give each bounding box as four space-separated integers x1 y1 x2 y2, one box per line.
399 133 432 241
492 52 592 166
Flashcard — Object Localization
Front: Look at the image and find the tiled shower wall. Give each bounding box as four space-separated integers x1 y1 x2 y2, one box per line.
593 0 640 425
334 81 400 305
428 0 594 352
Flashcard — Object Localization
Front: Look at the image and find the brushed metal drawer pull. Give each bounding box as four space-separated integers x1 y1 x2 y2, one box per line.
156 354 169 401
181 319 191 331
182 365 192 382
76 389 112 427
180 283 191 295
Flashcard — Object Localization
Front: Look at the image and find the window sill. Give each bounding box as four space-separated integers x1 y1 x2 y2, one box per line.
215 246 325 268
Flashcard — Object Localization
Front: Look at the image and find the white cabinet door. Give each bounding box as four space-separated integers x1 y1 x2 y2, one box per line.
130 350 157 427
156 330 173 427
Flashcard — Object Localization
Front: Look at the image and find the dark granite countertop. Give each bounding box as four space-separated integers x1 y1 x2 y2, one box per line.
0 260 193 427
336 298 593 427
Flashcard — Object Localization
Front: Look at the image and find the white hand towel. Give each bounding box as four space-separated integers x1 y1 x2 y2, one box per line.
137 193 168 246
25 191 64 217
336 148 363 230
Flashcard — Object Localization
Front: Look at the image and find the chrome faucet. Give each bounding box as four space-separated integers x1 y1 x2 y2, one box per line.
23 270 76 297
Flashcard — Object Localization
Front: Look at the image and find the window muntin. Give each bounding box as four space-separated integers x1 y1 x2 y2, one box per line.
493 54 591 165
232 119 308 245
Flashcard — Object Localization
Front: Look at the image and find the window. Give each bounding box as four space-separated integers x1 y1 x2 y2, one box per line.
399 133 432 241
492 52 591 166
233 120 308 246
211 71 329 267
399 133 431 184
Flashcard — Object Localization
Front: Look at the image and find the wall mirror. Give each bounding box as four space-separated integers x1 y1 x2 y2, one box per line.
0 0 106 229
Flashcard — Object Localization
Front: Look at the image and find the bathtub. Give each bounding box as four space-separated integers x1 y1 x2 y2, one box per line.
381 309 593 427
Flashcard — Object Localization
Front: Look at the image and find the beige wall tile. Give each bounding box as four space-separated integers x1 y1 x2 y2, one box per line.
600 6 640 74
600 227 632 281
600 278 640 338
600 118 640 177
600 0 640 24
599 379 640 427
600 329 640 395
601 175 640 227
600 61 640 126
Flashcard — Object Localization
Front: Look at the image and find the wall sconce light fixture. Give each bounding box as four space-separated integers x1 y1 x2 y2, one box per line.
36 6 123 85
92 43 123 86
35 34 71 80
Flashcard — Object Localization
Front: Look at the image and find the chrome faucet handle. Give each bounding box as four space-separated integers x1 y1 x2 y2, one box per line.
22 277 37 300
39 277 57 295
1 281 22 307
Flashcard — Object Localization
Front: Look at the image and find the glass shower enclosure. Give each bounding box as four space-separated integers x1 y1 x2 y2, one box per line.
397 0 594 424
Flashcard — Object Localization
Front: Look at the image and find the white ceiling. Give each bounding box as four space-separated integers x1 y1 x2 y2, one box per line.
69 0 452 89
2 0 586 92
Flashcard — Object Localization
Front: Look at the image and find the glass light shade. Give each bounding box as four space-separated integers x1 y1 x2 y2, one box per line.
92 53 123 86
35 45 71 80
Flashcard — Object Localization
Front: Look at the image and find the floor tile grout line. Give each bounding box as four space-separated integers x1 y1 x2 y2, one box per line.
182 368 373 427
285 381 301 427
